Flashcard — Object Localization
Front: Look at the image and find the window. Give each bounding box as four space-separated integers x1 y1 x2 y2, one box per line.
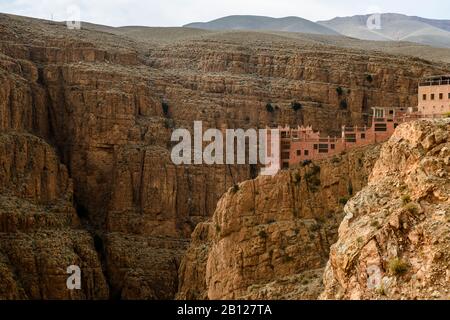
431 94 435 100
361 133 366 139
331 144 335 150
282 152 290 159
448 93 450 99
297 150 301 156
304 150 309 156
318 144 329 153
423 94 427 100
375 123 387 132
439 93 443 100
374 109 384 118
282 162 289 169
313 144 318 150
345 134 356 143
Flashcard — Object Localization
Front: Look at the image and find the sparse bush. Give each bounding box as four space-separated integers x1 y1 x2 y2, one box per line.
401 194 411 205
404 203 418 214
444 112 450 118
339 196 349 205
347 181 353 196
331 156 340 164
231 184 239 194
336 86 344 96
292 172 301 184
366 74 374 82
340 100 348 110
370 220 381 229
266 103 274 113
258 230 268 239
388 258 409 276
291 101 303 111
164 118 175 129
161 101 169 116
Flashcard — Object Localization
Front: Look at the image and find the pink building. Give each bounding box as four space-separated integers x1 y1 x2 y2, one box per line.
272 107 408 169
266 77 448 170
418 75 450 115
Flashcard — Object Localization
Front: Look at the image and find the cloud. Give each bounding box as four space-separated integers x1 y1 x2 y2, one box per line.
0 0 448 27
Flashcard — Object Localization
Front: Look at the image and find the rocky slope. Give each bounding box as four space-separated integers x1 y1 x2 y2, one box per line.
177 144 381 299
321 119 450 300
0 13 449 299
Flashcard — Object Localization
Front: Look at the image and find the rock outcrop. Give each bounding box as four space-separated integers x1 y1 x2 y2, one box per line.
321 119 450 300
177 145 381 299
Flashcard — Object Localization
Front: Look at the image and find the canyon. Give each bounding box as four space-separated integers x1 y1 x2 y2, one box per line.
0 13 449 299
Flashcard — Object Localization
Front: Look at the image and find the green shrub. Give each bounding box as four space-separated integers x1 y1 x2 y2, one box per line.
444 112 450 118
401 195 411 205
340 100 348 109
404 203 418 214
388 258 408 276
164 118 175 129
283 255 294 263
258 230 268 239
336 86 344 96
339 197 349 205
370 220 381 229
291 101 303 111
161 101 169 116
292 172 301 184
366 74 373 82
231 184 239 194
266 103 274 113
347 181 353 196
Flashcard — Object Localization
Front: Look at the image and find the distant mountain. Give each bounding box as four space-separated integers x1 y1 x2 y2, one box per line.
184 15 340 35
318 13 450 48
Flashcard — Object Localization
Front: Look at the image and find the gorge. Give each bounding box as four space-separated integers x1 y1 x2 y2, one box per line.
0 12 449 300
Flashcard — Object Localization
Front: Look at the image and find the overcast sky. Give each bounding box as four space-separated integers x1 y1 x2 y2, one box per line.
0 0 449 27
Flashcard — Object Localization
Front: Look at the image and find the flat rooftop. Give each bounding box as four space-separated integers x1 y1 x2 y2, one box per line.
419 75 450 86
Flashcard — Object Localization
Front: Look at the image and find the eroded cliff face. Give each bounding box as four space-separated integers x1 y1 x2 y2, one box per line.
321 119 450 300
0 132 108 299
0 13 449 299
177 145 381 299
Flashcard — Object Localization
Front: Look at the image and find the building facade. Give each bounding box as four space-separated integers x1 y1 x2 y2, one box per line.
268 76 449 169
418 75 450 115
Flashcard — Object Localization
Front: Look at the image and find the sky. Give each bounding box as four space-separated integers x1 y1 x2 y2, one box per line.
0 0 449 27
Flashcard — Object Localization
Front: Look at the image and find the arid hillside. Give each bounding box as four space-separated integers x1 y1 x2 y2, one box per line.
0 13 449 299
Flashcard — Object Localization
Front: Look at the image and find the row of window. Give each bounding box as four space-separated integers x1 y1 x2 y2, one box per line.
420 105 449 110
422 93 450 101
